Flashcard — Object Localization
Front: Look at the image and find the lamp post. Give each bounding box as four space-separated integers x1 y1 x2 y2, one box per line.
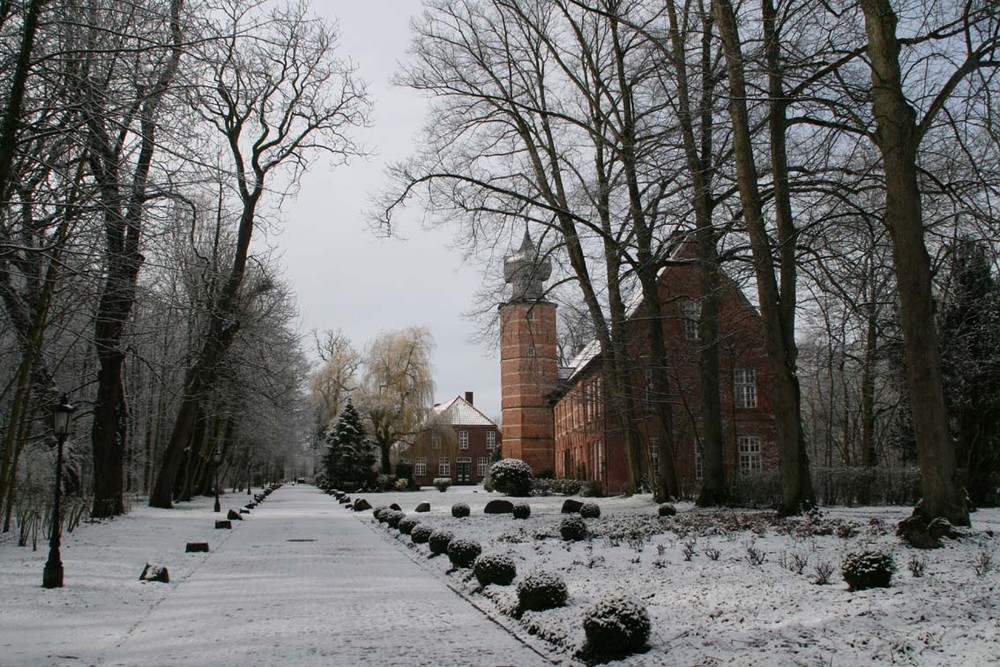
213 446 222 513
43 394 75 589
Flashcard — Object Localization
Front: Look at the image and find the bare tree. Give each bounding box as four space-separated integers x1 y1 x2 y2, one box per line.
149 0 369 508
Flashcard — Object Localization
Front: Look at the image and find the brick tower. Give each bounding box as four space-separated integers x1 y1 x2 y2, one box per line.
499 231 557 473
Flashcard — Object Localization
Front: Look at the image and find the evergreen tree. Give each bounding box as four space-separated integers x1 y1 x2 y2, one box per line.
939 239 1000 506
322 400 377 491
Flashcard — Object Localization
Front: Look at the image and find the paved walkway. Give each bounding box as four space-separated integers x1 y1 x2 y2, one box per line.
101 485 550 667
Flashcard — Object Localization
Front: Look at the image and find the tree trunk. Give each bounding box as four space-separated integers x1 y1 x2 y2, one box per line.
860 0 968 525
714 0 814 514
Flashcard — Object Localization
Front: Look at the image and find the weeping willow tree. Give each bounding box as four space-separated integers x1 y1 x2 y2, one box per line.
355 327 435 473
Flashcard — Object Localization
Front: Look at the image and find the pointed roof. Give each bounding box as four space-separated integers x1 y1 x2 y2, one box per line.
430 395 498 427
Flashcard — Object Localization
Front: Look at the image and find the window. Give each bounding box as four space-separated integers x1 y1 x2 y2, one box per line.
477 457 489 477
644 369 655 408
431 433 441 449
486 430 496 450
649 438 660 477
526 309 534 321
682 299 702 341
458 430 469 449
593 440 604 481
694 441 704 480
734 368 757 409
738 436 762 473
527 345 536 357
414 458 427 477
438 457 451 476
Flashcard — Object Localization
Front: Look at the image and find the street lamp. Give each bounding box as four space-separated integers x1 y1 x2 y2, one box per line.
213 446 222 513
43 394 75 589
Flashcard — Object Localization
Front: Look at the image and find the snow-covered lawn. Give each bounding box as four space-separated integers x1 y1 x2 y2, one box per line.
353 486 1000 666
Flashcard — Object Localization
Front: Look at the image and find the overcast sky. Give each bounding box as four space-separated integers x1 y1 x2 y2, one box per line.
274 2 505 421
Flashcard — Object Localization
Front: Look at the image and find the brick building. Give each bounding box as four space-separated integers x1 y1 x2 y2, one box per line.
499 233 778 494
407 392 501 487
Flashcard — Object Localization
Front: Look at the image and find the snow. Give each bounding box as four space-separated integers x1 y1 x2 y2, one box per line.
3 484 999 666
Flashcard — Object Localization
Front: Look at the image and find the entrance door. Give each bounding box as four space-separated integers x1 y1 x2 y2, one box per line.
457 458 472 483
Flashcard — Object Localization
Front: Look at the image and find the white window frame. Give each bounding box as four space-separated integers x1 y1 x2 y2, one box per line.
438 457 451 476
458 430 469 449
486 430 496 450
734 368 757 409
682 299 702 341
477 456 489 477
738 435 762 473
414 458 427 477
431 433 442 449
526 344 536 357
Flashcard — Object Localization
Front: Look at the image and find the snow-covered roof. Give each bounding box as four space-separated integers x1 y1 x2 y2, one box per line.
430 395 497 427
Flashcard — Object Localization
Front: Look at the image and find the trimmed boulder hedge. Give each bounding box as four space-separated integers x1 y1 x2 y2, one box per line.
484 499 514 515
581 593 651 660
447 538 482 569
473 553 517 586
517 571 568 612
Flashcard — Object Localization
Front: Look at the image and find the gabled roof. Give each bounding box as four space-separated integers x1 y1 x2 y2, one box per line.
430 395 498 428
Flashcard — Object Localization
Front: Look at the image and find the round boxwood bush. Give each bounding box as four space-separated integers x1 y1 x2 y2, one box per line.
581 593 651 659
474 553 517 586
658 503 677 517
429 529 455 555
397 517 420 535
447 538 482 568
517 571 568 612
451 503 470 518
487 458 533 497
580 502 601 519
841 550 895 590
560 516 589 541
512 502 531 520
373 506 389 522
411 524 433 544
385 510 406 529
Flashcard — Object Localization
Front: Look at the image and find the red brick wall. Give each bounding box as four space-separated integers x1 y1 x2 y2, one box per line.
553 263 778 494
500 302 558 473
410 423 501 486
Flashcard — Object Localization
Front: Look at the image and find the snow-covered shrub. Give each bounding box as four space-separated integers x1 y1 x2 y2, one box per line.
394 478 409 491
397 517 419 535
841 550 895 590
474 553 517 586
487 458 533 497
433 478 452 492
560 516 588 541
517 571 568 612
385 510 406 529
373 506 389 522
581 593 651 660
429 529 454 555
512 503 531 519
410 524 433 544
580 502 601 519
451 503 470 518
447 538 482 568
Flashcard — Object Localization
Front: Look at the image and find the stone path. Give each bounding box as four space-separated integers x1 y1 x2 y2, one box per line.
101 485 550 667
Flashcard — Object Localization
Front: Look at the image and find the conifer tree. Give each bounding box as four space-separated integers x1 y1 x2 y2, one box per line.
322 400 377 491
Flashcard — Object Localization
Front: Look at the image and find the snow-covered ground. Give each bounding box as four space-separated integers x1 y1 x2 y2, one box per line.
2 484 998 666
357 486 1000 666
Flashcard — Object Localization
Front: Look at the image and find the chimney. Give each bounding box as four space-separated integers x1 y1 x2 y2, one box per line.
465 391 474 405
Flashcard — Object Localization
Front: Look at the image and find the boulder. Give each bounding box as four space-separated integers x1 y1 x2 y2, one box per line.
227 509 243 521
897 513 943 549
389 503 402 511
414 502 431 513
139 563 169 583
657 503 677 517
561 499 584 514
185 542 209 553
353 498 372 511
239 508 250 514
214 520 232 529
484 499 514 514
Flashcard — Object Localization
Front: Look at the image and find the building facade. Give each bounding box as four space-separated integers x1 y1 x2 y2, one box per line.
408 392 501 487
500 235 779 495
